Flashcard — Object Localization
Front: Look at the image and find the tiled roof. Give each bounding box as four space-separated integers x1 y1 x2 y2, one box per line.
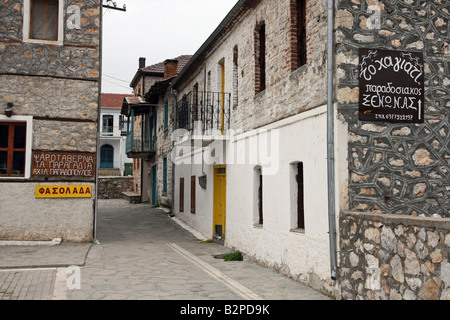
141 55 192 74
101 93 134 109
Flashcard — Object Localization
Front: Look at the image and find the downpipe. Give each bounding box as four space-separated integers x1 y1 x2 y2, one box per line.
327 0 338 281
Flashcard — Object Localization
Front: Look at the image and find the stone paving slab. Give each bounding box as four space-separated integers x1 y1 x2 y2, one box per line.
0 199 331 301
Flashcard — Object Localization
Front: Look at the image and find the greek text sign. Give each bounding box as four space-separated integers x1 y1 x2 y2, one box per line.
32 152 95 177
35 185 92 199
359 48 424 123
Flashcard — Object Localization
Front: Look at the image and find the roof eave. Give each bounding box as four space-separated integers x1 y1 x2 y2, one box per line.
170 0 250 89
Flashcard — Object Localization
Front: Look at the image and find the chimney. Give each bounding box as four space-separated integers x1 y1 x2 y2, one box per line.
139 57 146 69
164 59 179 79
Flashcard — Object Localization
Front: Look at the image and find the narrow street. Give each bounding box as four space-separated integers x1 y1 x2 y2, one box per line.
0 199 330 302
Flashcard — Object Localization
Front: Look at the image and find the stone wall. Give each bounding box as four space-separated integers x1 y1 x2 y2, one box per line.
335 0 449 217
0 0 100 242
98 177 134 199
339 211 450 300
335 0 449 300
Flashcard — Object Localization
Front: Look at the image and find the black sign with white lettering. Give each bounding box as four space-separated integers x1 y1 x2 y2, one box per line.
359 48 424 123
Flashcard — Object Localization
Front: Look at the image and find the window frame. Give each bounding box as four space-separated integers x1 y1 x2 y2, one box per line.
23 0 64 46
0 116 33 180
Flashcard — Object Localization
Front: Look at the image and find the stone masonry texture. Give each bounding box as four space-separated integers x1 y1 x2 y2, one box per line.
335 0 449 218
336 0 449 300
0 0 100 242
339 211 450 300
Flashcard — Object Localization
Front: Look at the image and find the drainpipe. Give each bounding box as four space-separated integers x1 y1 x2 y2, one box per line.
327 0 338 280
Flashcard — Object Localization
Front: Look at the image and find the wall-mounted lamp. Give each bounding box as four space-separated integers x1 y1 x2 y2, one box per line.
5 103 13 117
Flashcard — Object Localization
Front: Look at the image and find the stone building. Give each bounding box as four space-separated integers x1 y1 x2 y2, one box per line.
169 0 449 299
122 56 191 204
0 0 101 242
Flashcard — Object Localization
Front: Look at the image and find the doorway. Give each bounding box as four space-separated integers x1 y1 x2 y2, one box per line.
100 144 114 168
213 165 227 240
151 165 157 205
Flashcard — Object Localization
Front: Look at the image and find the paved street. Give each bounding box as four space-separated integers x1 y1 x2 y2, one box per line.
0 199 331 302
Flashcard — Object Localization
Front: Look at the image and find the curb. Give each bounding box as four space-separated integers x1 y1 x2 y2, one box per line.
0 238 62 247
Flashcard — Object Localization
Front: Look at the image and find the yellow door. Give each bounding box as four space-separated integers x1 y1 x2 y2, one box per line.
213 165 227 239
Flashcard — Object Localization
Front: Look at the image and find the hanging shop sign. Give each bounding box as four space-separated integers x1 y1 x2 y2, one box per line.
359 48 424 123
32 151 95 177
35 185 92 199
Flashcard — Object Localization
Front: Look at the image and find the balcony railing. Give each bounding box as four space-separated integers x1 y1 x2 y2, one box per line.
177 91 231 135
126 137 155 158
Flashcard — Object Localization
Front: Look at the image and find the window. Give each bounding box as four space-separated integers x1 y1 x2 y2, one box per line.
254 167 263 225
0 122 27 177
290 0 307 71
24 0 63 44
163 156 168 195
296 162 305 229
233 46 239 108
291 162 305 230
102 115 114 134
179 178 185 212
191 176 196 214
255 23 266 94
193 84 199 123
119 115 126 135
164 99 169 131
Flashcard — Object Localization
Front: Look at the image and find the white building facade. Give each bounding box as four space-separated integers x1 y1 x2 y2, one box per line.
170 0 341 297
100 94 133 176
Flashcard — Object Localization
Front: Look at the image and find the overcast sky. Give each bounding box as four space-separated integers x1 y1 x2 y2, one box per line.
101 0 238 94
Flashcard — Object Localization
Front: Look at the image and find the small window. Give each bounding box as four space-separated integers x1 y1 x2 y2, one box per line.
30 0 59 41
291 162 305 230
179 178 185 212
254 167 263 226
164 99 169 131
191 176 196 214
102 115 114 134
255 23 266 94
24 0 63 44
290 0 307 71
233 46 239 108
0 122 27 177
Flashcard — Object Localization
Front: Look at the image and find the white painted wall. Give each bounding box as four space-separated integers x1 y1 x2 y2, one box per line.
0 183 94 242
226 106 332 282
